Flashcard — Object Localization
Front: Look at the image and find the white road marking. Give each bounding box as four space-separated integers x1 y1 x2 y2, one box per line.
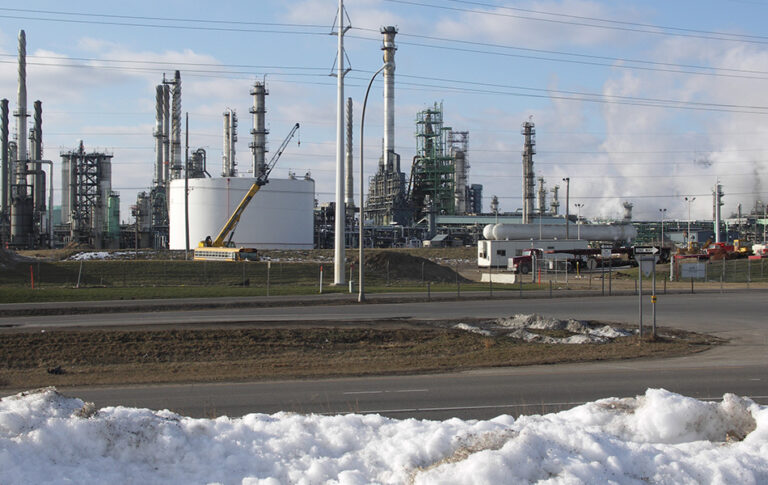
343 389 429 395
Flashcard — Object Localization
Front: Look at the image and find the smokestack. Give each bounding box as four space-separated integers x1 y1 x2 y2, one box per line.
249 81 268 178
714 181 724 243
154 85 164 186
15 30 28 166
381 26 397 173
345 97 354 207
1 99 8 219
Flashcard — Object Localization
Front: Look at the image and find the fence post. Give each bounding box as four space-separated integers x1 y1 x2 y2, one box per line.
319 265 324 294
456 262 461 298
76 261 84 289
267 261 271 296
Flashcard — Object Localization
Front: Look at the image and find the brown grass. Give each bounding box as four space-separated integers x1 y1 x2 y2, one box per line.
0 324 717 389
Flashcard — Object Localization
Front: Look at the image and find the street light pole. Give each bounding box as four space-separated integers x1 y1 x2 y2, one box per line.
659 208 666 246
574 203 583 240
358 62 388 303
562 177 570 239
684 196 696 248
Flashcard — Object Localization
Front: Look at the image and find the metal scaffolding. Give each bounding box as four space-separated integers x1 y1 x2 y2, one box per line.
408 102 455 220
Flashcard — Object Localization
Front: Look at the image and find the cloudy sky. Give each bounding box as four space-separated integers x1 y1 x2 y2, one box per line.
1 0 767 222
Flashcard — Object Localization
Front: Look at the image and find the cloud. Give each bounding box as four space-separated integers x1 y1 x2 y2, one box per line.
432 0 646 49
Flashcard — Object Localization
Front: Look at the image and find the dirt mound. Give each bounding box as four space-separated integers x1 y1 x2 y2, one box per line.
353 251 469 283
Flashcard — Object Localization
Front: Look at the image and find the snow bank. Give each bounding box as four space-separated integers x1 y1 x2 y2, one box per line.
1 388 766 484
454 314 634 344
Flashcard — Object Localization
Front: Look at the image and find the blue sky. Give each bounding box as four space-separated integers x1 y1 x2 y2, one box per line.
1 0 768 222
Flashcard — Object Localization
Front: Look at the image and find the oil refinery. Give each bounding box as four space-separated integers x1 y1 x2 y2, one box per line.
1 23 766 260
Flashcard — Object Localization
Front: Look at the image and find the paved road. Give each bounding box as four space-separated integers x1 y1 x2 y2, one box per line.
2 292 767 419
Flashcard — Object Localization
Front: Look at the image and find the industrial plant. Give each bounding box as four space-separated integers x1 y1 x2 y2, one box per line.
1 24 766 266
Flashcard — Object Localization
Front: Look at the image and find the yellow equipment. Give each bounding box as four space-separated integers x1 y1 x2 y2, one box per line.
194 122 299 261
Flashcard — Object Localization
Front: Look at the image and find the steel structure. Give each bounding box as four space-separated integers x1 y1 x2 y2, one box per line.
449 130 469 215
521 120 536 224
222 108 238 177
249 81 268 178
60 141 114 248
364 26 409 227
1 30 53 248
408 102 454 221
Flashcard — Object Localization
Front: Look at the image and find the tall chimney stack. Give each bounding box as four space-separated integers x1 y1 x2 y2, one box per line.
15 30 28 166
381 26 397 173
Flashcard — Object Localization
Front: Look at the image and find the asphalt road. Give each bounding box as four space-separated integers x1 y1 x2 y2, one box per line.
2 291 767 419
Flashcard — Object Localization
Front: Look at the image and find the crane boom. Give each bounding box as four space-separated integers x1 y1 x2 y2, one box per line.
198 123 300 251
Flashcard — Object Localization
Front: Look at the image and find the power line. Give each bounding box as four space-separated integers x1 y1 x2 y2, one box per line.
0 7 329 29
351 27 768 80
441 0 768 42
349 32 768 81
384 0 768 45
0 13 329 35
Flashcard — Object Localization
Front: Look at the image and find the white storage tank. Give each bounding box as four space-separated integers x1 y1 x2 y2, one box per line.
168 176 315 250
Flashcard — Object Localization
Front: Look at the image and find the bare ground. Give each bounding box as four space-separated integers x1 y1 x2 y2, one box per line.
0 319 720 390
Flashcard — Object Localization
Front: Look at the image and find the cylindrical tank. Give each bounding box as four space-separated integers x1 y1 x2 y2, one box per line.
168 177 315 250
10 195 33 246
487 223 637 242
99 156 112 228
106 192 120 238
482 223 494 240
60 154 71 224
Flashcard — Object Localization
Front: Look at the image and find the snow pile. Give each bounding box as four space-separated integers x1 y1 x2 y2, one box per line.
1 388 766 484
454 313 634 344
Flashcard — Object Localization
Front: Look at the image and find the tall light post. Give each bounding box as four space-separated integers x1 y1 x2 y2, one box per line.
659 208 666 246
684 196 696 247
574 203 583 239
358 63 389 303
562 177 570 239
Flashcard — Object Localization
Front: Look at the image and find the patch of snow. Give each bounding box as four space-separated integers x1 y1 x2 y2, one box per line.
0 388 765 484
453 323 492 336
455 314 634 344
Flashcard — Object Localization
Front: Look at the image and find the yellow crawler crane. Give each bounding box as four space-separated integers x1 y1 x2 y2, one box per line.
194 123 300 261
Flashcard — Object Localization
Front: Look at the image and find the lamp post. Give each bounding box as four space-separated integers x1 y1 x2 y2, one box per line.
358 63 388 303
659 208 666 246
562 177 570 239
684 196 696 247
574 203 583 239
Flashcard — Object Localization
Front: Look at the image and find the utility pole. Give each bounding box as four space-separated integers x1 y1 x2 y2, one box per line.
332 0 350 285
659 208 666 246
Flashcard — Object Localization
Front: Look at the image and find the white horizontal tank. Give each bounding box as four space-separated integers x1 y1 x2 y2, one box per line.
169 177 315 250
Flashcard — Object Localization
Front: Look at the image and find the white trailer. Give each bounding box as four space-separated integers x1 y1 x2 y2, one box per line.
478 239 590 268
